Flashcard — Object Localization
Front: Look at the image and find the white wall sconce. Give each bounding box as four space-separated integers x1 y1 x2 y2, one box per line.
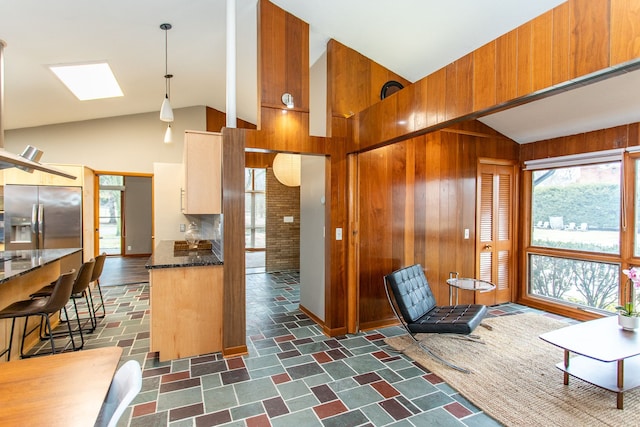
281 93 294 109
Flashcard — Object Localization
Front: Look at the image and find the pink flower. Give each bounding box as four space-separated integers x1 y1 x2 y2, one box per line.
623 267 640 289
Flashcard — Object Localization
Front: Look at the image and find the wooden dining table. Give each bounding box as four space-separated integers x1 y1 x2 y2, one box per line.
0 347 123 426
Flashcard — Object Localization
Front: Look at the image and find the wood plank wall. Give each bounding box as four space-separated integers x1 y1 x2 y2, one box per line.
222 127 250 357
355 0 640 151
206 107 256 132
218 0 640 350
357 122 518 330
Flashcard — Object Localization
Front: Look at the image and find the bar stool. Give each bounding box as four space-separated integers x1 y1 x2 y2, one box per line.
0 270 76 361
89 253 107 319
31 259 96 349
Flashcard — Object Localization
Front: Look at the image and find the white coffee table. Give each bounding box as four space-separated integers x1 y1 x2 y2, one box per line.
539 315 640 409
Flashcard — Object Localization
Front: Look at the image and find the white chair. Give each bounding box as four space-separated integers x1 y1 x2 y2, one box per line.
95 359 142 427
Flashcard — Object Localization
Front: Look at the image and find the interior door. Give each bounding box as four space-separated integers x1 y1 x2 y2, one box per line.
476 161 516 305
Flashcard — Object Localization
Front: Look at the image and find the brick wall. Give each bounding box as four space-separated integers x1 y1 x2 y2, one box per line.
265 168 300 271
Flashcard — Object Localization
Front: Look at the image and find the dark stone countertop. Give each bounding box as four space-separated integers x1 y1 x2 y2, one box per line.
0 248 82 284
145 240 223 270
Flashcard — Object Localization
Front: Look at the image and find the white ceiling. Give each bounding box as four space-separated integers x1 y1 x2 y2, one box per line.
2 0 636 144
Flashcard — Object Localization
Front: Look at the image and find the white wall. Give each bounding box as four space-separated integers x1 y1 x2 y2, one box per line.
4 106 206 173
300 155 326 320
309 51 327 137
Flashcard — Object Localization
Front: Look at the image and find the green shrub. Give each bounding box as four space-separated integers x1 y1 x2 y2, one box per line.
533 184 619 230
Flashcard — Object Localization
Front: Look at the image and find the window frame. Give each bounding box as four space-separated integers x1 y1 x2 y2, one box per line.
519 151 640 321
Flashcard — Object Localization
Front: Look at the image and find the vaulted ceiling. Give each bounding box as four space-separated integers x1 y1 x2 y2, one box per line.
2 0 636 144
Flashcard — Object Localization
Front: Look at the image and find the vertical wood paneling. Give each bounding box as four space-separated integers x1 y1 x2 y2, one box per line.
412 78 429 131
532 11 554 92
473 42 496 111
570 0 610 78
404 139 416 264
325 134 348 335
327 40 410 120
413 135 428 268
427 68 447 126
496 31 518 104
284 12 309 109
445 55 474 121
552 2 571 85
517 22 533 96
222 128 248 357
520 123 632 162
610 0 640 65
258 0 286 107
396 81 417 136
423 132 442 297
355 0 640 153
454 54 474 118
356 122 519 329
259 0 309 116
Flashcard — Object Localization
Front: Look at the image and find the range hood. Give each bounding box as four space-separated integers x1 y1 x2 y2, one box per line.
0 40 76 180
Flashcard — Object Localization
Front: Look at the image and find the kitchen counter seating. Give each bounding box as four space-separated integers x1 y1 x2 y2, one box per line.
0 248 82 285
145 240 223 361
0 248 83 361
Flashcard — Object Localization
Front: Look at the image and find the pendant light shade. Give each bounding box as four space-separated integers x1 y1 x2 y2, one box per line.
272 153 301 187
159 23 174 123
160 94 173 122
163 123 172 144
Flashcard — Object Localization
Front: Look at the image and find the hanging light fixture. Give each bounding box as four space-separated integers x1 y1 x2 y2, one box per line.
159 23 174 122
163 123 172 144
272 153 301 187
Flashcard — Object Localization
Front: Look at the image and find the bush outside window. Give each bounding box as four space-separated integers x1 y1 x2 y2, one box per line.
529 162 621 313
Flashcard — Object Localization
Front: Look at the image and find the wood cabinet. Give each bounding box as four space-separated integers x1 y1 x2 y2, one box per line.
149 265 223 361
182 131 222 214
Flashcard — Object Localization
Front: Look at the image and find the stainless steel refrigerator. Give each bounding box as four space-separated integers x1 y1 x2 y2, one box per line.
4 184 82 270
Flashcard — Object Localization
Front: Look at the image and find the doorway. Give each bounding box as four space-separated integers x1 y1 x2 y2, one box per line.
475 159 517 305
244 152 327 321
95 173 153 256
245 168 266 274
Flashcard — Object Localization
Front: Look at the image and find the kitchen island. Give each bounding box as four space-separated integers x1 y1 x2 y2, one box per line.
146 240 223 361
0 248 82 361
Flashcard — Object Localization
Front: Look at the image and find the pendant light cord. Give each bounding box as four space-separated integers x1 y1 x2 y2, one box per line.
161 23 172 99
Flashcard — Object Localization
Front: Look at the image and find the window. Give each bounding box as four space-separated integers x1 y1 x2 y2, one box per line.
527 160 622 314
98 175 124 255
528 254 619 312
531 163 620 254
245 168 266 249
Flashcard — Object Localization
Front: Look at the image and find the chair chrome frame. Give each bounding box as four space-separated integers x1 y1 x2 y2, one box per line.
383 264 489 373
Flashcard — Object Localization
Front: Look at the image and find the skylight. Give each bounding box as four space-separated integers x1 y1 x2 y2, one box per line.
49 62 123 100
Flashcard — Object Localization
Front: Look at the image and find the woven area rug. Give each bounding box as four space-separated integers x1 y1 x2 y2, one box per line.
384 313 640 427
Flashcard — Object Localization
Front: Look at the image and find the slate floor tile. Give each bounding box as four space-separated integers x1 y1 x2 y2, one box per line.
80 269 513 427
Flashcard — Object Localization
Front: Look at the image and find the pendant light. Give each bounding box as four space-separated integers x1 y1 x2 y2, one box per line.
163 123 172 144
272 153 301 187
159 23 174 122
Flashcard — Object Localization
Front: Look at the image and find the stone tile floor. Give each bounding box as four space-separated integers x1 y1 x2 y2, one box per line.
34 270 550 426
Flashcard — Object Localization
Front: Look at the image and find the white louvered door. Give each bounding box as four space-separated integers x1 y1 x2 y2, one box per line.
476 162 515 305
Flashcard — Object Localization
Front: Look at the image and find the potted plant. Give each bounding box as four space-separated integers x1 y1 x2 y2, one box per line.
616 267 640 331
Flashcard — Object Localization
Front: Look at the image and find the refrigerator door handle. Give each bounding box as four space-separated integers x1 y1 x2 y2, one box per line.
37 204 44 249
31 203 38 241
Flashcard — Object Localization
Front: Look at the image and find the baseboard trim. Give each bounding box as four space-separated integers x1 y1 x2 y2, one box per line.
299 304 324 328
222 344 248 358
